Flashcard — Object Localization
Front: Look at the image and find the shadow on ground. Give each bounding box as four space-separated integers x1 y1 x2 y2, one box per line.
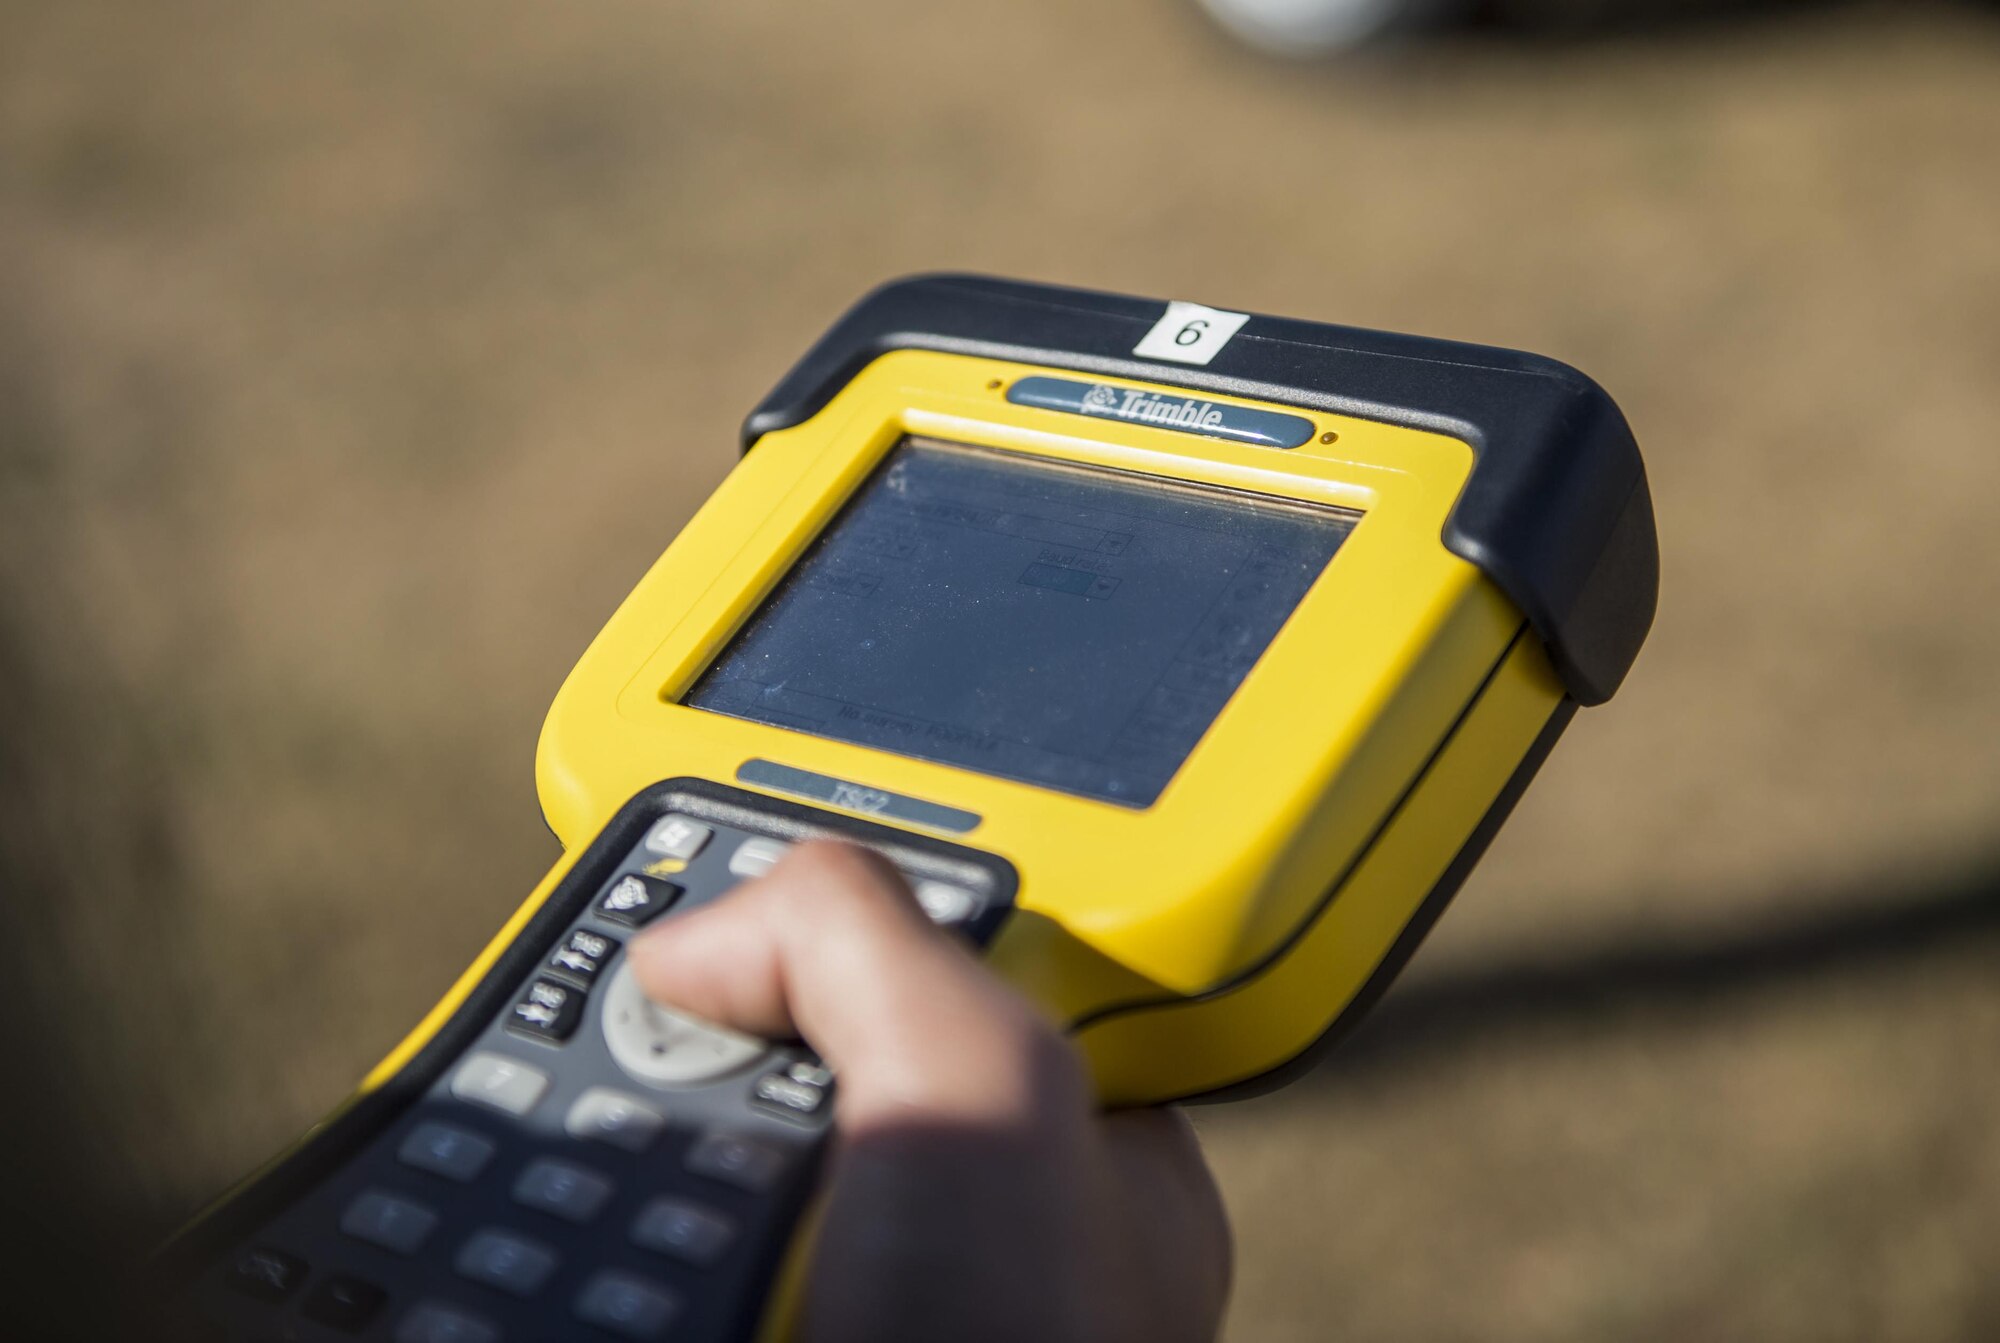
1457 0 1997 43
1321 862 2000 1082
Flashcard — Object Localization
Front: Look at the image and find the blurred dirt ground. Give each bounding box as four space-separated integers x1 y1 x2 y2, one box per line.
3 0 1999 1338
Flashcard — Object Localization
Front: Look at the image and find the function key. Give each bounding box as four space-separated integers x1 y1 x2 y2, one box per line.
394 1300 500 1343
340 1190 439 1256
300 1275 388 1334
565 1087 667 1155
225 1245 307 1302
752 1061 835 1121
507 978 583 1043
912 879 981 927
573 1271 682 1341
546 928 619 987
454 1228 559 1299
643 814 712 862
685 1131 788 1193
595 874 681 929
727 837 789 879
450 1052 550 1117
397 1121 497 1183
512 1157 614 1224
630 1196 736 1267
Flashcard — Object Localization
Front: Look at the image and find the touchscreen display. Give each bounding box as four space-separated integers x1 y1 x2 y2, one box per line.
685 438 1355 806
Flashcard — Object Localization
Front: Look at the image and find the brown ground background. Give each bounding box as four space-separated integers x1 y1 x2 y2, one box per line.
4 0 1999 1338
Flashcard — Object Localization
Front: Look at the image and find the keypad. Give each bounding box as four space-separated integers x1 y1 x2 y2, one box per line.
197 800 1009 1342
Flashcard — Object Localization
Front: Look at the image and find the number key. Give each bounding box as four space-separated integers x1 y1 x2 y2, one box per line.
630 1197 735 1267
454 1228 559 1298
685 1131 787 1193
513 1158 614 1224
450 1052 549 1117
341 1191 438 1256
574 1271 681 1340
397 1122 497 1183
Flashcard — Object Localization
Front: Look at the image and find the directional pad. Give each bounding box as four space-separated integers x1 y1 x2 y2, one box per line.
600 960 765 1087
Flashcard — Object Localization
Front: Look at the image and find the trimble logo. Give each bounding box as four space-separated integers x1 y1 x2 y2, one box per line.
1080 384 1228 431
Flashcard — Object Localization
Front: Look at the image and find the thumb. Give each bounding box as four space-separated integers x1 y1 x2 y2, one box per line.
624 840 1085 1130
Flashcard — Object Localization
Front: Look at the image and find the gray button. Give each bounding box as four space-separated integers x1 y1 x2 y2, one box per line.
341 1190 439 1256
449 1052 549 1117
573 1271 681 1340
685 1131 787 1193
752 1062 833 1119
727 837 789 879
565 1087 667 1154
397 1122 497 1183
643 815 712 861
394 1300 500 1343
630 1196 736 1267
454 1228 558 1298
912 880 980 926
512 1158 614 1224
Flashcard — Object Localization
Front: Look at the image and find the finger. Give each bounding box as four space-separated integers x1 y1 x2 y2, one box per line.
626 840 1086 1129
626 841 926 1040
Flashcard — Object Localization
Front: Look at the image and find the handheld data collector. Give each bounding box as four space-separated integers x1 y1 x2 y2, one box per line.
166 275 1659 1343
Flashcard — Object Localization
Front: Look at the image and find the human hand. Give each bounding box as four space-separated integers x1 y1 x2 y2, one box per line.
627 840 1232 1343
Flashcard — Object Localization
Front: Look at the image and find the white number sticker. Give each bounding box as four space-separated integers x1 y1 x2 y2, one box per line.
1133 300 1251 366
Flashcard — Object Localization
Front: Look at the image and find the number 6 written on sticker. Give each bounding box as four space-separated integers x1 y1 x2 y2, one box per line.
1134 301 1250 366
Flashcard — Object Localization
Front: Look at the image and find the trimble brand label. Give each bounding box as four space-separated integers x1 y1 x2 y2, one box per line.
1005 376 1315 450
